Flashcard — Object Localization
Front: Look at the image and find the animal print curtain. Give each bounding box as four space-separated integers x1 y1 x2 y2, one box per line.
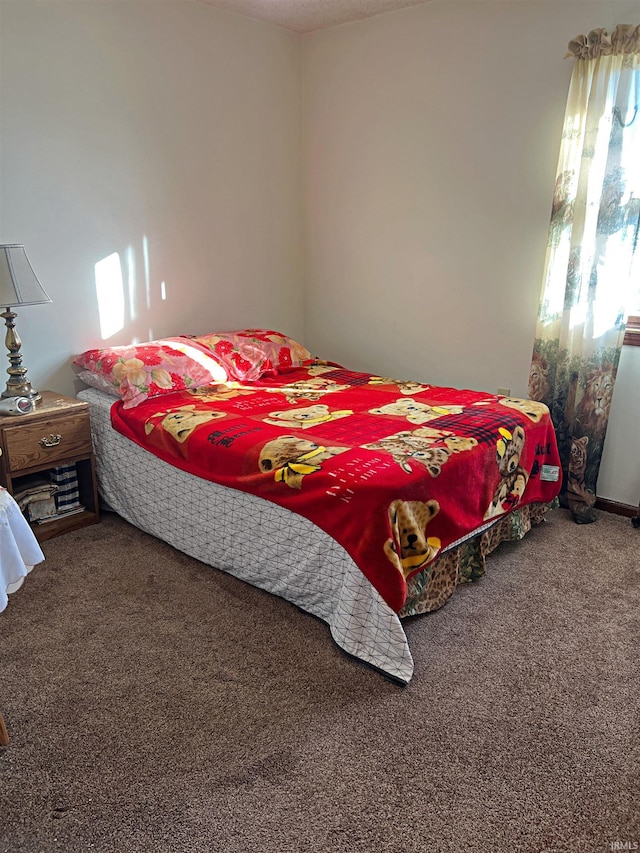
529 25 640 524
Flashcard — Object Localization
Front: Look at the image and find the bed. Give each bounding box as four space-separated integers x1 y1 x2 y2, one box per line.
75 330 562 683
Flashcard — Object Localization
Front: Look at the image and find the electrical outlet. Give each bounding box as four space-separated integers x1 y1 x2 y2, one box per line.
497 387 510 396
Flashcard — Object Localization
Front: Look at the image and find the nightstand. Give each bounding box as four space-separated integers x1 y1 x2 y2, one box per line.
0 391 100 541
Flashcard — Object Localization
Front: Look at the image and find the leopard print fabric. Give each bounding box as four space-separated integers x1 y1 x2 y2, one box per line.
400 502 554 617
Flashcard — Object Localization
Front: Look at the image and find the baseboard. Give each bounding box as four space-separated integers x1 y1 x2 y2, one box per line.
595 496 638 518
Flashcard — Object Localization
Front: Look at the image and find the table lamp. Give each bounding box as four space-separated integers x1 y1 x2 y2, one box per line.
0 244 52 404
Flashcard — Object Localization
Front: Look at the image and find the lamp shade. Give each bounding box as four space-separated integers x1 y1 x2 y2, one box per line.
0 245 51 307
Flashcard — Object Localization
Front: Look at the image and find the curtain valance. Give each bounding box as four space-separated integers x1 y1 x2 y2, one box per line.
566 24 640 60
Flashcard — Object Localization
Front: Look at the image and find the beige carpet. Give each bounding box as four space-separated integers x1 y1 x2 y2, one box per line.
1 508 638 853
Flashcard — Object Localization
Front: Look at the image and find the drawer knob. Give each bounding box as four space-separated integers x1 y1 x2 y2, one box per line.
39 433 62 448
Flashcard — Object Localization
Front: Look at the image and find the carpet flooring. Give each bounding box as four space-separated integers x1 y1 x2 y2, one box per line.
1 508 638 853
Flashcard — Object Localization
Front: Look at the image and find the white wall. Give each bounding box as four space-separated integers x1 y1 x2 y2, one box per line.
302 0 640 507
0 0 303 394
598 344 640 506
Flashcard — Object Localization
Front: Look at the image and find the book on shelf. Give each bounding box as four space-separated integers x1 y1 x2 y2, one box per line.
35 504 86 524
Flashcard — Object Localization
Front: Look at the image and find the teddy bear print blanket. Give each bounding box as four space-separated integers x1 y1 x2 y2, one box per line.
110 362 562 613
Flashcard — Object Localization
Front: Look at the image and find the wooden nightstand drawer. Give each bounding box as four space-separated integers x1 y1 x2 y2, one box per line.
2 412 92 473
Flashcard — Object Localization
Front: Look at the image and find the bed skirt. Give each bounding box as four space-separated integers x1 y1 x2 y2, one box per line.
401 500 556 617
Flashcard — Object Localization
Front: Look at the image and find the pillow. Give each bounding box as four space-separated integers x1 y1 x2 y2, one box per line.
192 329 312 382
73 338 228 408
76 369 120 397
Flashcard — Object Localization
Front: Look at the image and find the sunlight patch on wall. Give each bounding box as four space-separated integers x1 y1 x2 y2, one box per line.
95 252 125 340
126 245 137 322
142 235 151 309
95 238 168 342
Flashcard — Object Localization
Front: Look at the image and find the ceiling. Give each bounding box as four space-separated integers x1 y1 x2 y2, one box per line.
197 0 436 33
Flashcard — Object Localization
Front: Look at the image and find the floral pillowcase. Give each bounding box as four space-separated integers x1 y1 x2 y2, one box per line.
74 338 228 408
192 329 312 382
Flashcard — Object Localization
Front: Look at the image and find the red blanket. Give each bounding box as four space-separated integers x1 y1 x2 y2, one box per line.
110 362 562 612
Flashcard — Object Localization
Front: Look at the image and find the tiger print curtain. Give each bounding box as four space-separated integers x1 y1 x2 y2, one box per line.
529 25 640 524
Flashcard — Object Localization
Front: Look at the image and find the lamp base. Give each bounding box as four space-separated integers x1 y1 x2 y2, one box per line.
1 385 41 404
1 307 41 404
